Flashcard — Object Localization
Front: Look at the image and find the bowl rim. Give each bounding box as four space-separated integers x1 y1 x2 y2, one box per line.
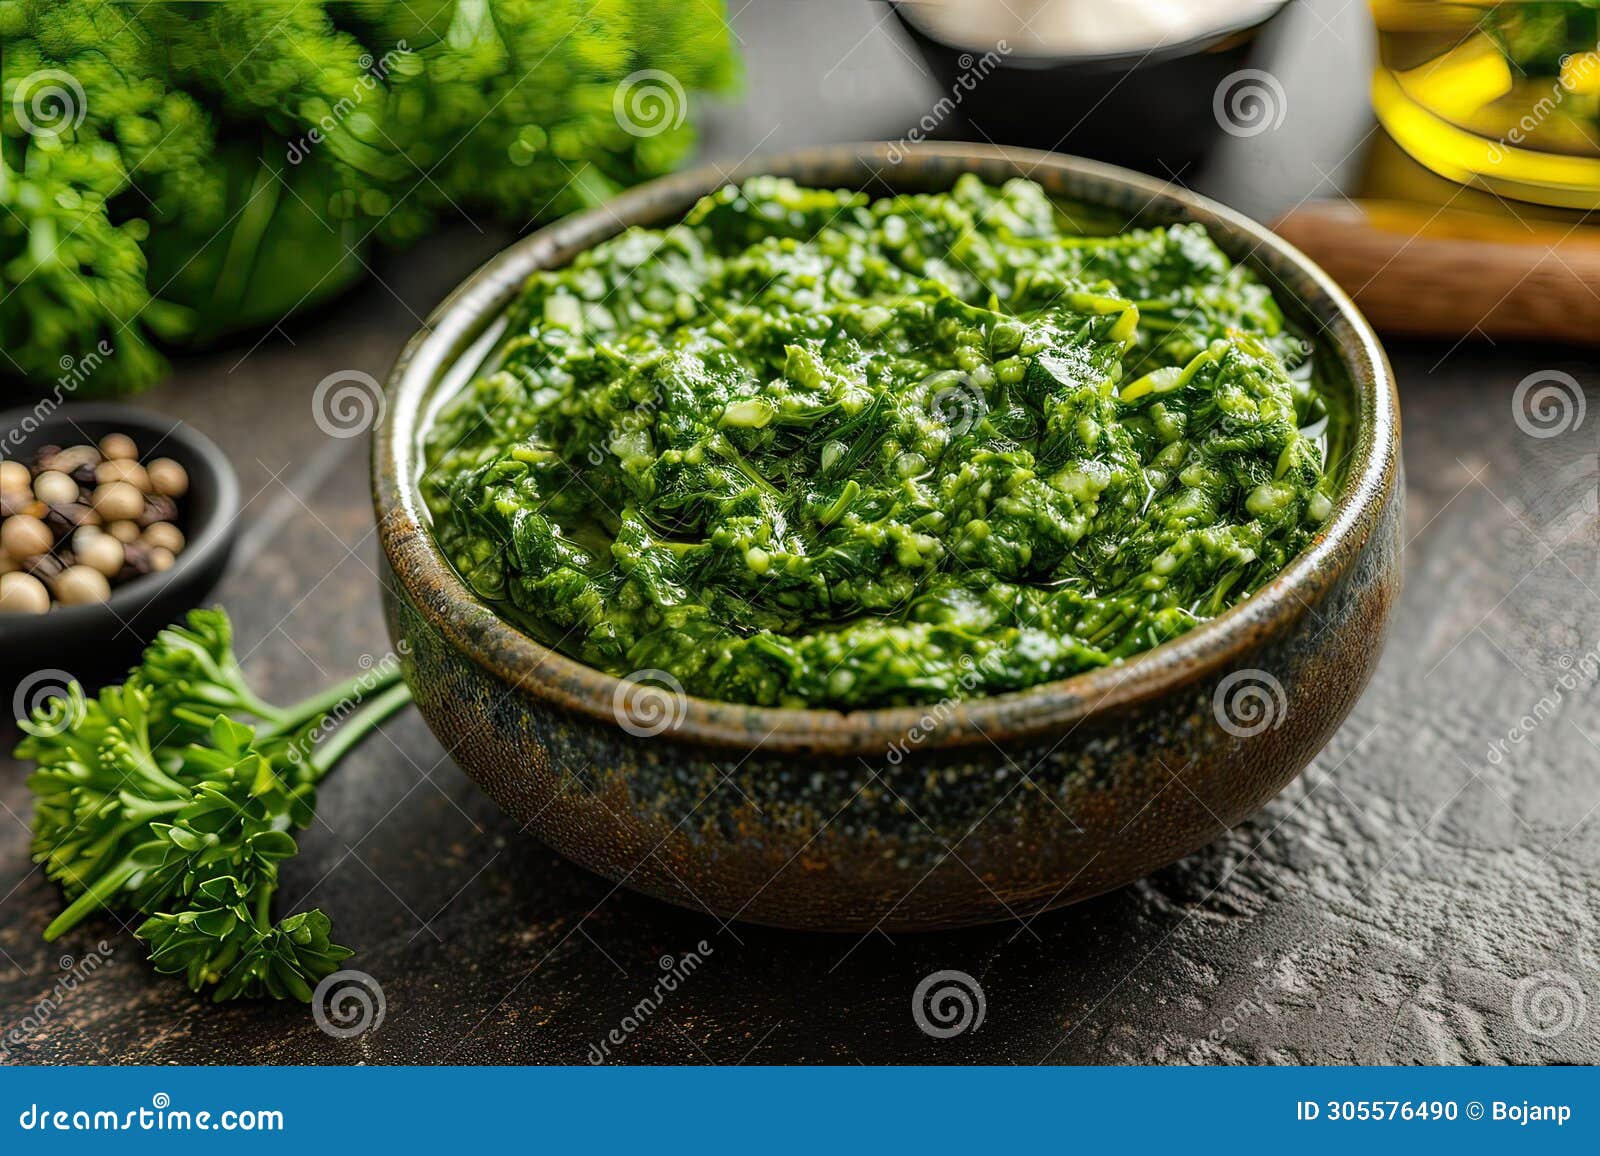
0 401 240 640
889 0 1292 69
375 141 1400 756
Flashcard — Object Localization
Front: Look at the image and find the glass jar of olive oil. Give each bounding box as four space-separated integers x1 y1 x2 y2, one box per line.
1371 0 1600 207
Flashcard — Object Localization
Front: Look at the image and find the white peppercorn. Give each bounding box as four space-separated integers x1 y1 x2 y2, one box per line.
54 564 112 605
3 428 194 613
1 513 52 560
0 460 31 493
0 571 50 614
75 531 125 578
33 470 80 506
146 458 189 498
91 481 145 522
99 432 138 461
143 522 186 554
96 458 150 491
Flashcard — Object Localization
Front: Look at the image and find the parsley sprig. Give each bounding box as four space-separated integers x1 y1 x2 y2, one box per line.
16 609 411 1002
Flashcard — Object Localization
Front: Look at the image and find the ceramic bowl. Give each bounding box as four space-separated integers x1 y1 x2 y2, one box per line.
0 402 239 682
374 142 1402 932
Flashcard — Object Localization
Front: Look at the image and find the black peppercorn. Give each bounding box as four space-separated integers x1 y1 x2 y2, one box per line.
138 494 179 527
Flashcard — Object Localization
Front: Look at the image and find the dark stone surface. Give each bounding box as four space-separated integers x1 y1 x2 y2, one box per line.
1 0 1596 1065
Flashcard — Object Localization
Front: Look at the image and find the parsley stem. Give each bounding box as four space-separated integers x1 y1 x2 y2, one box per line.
258 664 406 739
306 680 414 781
44 860 139 941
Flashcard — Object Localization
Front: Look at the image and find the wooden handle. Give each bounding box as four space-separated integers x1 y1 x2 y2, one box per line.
1271 199 1600 345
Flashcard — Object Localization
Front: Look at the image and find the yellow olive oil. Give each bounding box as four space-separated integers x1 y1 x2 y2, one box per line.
1371 0 1600 207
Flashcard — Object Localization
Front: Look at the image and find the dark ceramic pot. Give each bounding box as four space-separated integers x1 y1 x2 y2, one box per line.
0 403 239 682
889 2 1292 175
374 143 1402 932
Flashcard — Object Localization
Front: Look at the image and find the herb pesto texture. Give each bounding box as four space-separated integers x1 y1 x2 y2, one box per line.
424 175 1343 709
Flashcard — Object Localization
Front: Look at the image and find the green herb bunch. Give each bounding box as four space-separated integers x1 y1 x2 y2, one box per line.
0 0 739 393
16 608 411 1001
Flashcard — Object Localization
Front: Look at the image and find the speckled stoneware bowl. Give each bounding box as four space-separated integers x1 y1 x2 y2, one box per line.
374 142 1403 932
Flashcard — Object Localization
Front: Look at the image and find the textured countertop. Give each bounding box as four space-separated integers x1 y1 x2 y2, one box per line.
1 0 1596 1065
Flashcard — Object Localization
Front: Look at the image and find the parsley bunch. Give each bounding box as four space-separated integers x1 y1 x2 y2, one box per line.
16 609 411 1001
0 0 738 393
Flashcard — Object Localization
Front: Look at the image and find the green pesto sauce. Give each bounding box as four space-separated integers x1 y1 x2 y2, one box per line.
423 175 1349 709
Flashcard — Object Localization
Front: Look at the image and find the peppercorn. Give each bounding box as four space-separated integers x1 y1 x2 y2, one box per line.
44 502 100 534
138 494 179 527
0 460 31 493
55 564 111 606
0 571 50 614
74 530 125 578
143 522 185 554
91 481 145 522
96 459 150 491
146 458 189 498
34 470 78 505
99 433 138 461
1 514 52 560
120 541 154 577
24 553 64 584
1 429 195 614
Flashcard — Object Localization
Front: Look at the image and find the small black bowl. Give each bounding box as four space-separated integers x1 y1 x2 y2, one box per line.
890 1 1290 176
0 402 239 684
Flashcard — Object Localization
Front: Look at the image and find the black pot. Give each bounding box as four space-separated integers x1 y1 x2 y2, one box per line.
0 403 239 685
890 1 1291 177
